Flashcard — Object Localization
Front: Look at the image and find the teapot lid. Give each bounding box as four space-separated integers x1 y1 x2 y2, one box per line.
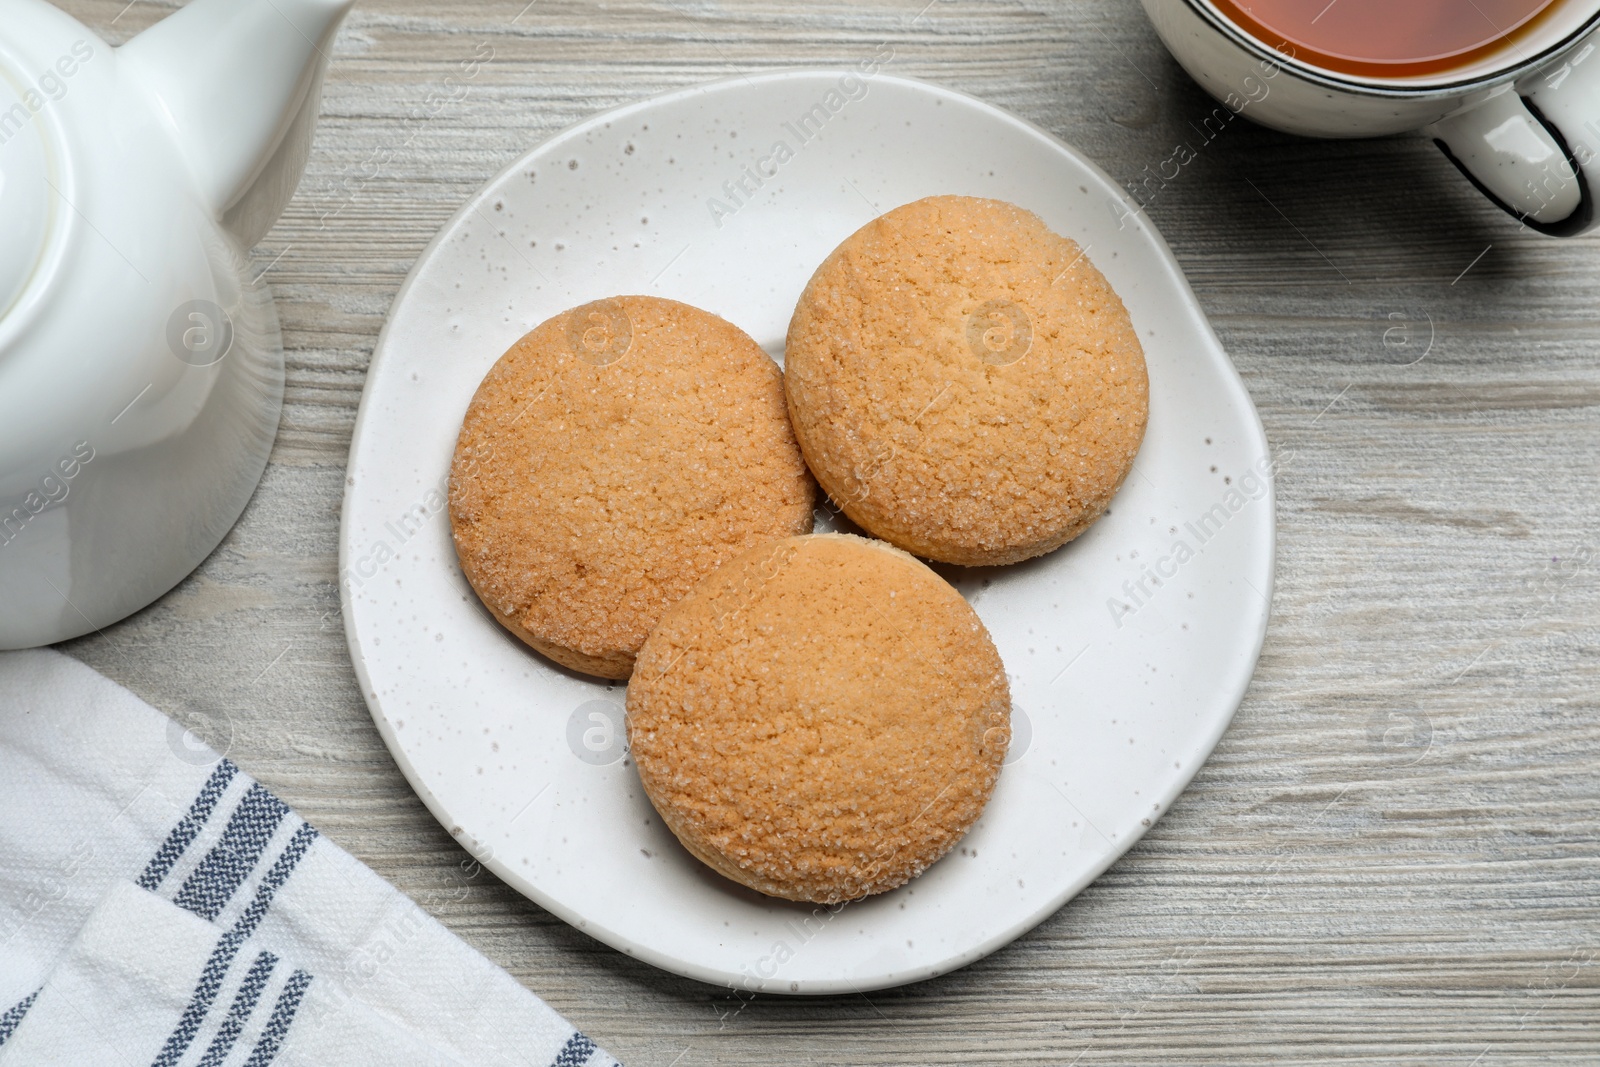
0 67 62 332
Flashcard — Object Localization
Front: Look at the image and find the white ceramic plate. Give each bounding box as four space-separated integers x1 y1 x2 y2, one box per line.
341 71 1274 994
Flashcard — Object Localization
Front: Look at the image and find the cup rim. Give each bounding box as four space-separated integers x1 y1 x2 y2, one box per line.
1181 0 1600 97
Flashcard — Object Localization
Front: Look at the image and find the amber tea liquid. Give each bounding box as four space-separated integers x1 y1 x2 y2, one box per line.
1208 0 1566 77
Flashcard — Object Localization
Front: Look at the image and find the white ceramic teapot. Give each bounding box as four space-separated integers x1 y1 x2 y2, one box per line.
0 0 353 648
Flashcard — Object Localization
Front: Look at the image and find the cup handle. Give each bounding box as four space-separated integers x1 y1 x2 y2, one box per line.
1427 35 1600 237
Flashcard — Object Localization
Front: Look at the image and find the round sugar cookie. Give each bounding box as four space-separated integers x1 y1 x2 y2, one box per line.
784 195 1149 566
449 295 815 679
627 533 1010 904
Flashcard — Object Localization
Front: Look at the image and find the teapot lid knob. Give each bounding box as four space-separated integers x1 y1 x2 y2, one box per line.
0 68 65 340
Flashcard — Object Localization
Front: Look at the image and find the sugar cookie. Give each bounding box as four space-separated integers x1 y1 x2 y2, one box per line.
785 195 1148 565
449 295 815 678
627 533 1010 903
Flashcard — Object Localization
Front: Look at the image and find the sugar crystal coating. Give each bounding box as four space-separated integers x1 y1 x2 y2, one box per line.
628 533 1010 903
450 295 815 679
785 195 1149 565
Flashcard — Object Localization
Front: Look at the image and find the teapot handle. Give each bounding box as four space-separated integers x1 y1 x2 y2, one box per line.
1427 35 1600 237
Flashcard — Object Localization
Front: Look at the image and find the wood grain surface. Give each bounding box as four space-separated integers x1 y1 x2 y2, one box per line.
54 0 1600 1062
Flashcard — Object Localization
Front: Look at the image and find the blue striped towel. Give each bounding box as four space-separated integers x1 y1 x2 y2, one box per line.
0 649 619 1067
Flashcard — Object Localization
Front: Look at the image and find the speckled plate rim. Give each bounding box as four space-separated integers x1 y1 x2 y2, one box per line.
340 69 1276 994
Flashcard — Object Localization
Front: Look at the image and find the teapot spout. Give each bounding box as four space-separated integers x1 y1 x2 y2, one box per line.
118 0 355 247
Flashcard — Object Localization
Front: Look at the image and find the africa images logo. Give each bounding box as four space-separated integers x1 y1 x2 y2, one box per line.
705 45 895 229
0 441 95 549
1106 454 1276 629
0 39 95 147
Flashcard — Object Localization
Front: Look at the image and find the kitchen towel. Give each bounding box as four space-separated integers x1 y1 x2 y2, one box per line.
0 648 619 1066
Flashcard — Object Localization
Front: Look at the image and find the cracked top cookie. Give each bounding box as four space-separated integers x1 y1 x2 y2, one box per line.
627 533 1010 904
449 295 815 679
784 195 1148 566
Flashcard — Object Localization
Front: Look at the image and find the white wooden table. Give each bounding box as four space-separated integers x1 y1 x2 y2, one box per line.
59 0 1600 1061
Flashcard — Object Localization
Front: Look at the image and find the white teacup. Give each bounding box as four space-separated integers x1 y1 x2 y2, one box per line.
1142 0 1600 235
